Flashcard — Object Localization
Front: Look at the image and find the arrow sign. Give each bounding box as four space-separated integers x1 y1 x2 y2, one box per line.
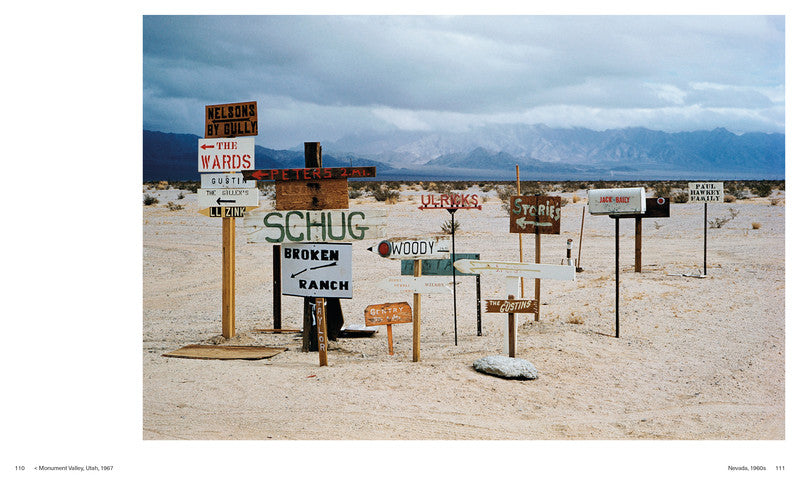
198 187 259 209
376 276 453 294
367 236 451 260
453 259 576 281
243 166 376 181
197 137 255 172
516 218 553 229
290 261 338 278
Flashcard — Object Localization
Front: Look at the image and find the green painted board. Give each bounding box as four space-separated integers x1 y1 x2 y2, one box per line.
400 253 480 277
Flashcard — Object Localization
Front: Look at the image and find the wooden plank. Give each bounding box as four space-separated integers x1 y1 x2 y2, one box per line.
244 209 387 243
376 276 453 294
509 195 562 234
275 178 349 211
252 328 301 333
243 166 376 181
364 302 413 326
205 101 257 138
412 260 421 362
199 206 256 217
400 253 480 276
485 299 538 314
453 260 576 281
315 298 328 366
163 345 286 360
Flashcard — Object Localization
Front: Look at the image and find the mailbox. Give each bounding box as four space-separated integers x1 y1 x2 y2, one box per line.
587 187 646 215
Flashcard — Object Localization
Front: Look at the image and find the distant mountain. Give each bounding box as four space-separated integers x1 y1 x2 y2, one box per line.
143 124 784 181
143 130 400 181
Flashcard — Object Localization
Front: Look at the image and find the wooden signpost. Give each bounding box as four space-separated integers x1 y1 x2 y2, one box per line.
587 188 646 338
198 102 260 339
485 296 538 358
418 193 482 346
364 302 413 355
401 253 484 336
242 166 376 181
244 209 387 243
509 194 562 321
368 236 451 259
688 182 724 276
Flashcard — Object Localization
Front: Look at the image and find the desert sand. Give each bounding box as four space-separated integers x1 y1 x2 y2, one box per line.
143 185 784 440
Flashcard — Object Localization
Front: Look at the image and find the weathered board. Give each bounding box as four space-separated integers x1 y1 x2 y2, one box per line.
485 299 538 314
244 209 387 243
453 259 576 281
205 101 258 138
376 276 453 294
275 178 349 210
364 302 413 326
509 195 562 234
243 166 376 181
201 172 256 189
587 187 646 215
281 243 353 299
198 206 255 217
614 197 671 219
688 182 724 203
368 236 451 260
419 193 482 210
162 345 285 360
400 253 480 276
198 137 255 172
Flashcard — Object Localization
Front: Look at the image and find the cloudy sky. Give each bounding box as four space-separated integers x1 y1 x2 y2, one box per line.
143 15 784 149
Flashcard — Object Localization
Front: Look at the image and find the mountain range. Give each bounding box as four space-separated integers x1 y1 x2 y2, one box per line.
143 124 784 181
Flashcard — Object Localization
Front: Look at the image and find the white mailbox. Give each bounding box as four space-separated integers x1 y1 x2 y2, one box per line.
587 187 646 215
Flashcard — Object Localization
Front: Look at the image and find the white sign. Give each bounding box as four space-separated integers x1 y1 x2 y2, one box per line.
201 172 256 189
198 187 260 208
368 236 451 260
688 182 724 203
198 137 255 172
281 243 353 299
376 276 453 294
243 209 387 243
453 260 576 281
587 187 646 215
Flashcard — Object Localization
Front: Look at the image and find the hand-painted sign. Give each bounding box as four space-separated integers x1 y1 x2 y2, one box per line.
453 259 576 281
205 101 257 138
198 187 259 208
275 178 349 211
485 299 538 314
587 187 646 215
243 166 376 181
244 209 387 243
509 195 561 234
281 243 353 299
376 276 453 294
614 197 670 219
368 236 451 260
199 206 253 218
201 172 256 189
688 182 724 202
400 253 480 276
364 302 413 326
419 193 482 210
198 137 255 172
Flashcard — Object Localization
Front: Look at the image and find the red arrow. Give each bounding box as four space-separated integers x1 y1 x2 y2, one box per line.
200 144 215 150
242 170 270 180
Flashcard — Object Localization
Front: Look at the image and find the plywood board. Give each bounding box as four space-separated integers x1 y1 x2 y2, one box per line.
275 178 349 210
162 345 287 360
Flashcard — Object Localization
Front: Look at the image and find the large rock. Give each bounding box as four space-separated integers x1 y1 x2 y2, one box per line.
473 355 538 380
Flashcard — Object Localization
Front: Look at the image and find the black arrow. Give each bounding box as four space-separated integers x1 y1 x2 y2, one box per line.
291 261 338 278
216 198 235 204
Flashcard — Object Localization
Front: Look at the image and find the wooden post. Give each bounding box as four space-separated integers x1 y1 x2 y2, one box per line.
534 231 541 321
412 259 422 362
476 274 482 336
273 244 281 329
615 217 620 338
635 216 642 272
314 298 328 366
222 215 235 338
507 295 516 358
386 324 394 355
448 208 458 346
516 165 524 297
703 202 708 276
577 206 586 270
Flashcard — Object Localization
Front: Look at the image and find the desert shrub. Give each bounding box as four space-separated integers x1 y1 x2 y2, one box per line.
167 201 184 211
560 197 570 206
770 198 781 206
441 219 461 234
372 187 399 203
572 194 581 203
708 207 739 228
724 194 736 203
750 182 773 198
143 194 158 206
348 188 363 199
672 191 689 203
177 192 185 200
652 183 672 199
751 222 761 230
